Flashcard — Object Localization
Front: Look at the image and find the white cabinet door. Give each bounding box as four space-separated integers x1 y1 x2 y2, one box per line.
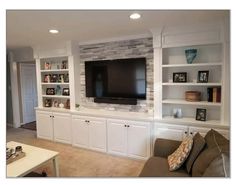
127 121 150 160
72 117 89 148
155 123 188 141
53 113 72 144
107 120 127 156
189 126 229 139
89 120 107 152
36 111 53 140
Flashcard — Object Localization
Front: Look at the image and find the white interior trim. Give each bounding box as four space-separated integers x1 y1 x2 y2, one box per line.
9 53 21 128
78 33 152 46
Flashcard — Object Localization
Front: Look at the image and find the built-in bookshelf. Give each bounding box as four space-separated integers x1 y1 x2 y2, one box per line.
161 43 223 125
40 56 71 109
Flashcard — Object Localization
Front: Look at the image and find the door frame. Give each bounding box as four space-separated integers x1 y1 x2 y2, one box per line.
19 63 37 125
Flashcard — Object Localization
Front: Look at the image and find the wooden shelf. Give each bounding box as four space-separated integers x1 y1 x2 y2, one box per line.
41 82 69 85
162 116 221 125
42 95 70 99
162 82 222 86
162 99 221 106
162 62 222 68
40 69 69 73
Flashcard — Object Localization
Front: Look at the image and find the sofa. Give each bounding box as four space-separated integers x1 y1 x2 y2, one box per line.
139 129 230 177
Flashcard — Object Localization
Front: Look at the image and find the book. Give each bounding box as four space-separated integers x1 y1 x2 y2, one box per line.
213 87 217 102
207 87 213 102
216 87 221 102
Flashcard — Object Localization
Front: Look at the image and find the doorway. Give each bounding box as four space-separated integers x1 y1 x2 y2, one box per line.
20 63 38 125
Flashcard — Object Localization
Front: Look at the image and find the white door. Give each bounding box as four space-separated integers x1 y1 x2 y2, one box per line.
127 122 150 160
155 123 188 141
36 111 53 140
72 117 89 148
53 113 72 144
20 64 37 124
89 120 107 152
107 119 127 156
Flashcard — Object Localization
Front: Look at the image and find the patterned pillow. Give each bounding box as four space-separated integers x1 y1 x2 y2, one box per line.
167 137 193 171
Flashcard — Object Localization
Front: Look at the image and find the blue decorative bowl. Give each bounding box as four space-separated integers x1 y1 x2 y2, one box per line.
185 49 197 64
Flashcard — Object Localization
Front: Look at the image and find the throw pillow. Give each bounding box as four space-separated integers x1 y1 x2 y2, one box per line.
167 136 193 171
203 153 230 177
185 132 206 174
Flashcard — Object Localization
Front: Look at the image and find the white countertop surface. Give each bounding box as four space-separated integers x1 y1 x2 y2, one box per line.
35 106 153 121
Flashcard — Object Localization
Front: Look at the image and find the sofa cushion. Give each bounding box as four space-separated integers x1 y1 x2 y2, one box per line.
185 132 206 174
203 153 230 177
192 129 229 177
139 157 189 177
167 137 193 171
204 129 229 148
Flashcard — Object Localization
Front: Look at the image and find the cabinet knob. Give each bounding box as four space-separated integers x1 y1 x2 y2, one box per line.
127 125 130 127
190 132 193 135
124 125 127 127
184 131 188 134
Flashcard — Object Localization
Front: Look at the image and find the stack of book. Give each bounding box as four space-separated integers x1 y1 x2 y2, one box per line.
207 87 221 102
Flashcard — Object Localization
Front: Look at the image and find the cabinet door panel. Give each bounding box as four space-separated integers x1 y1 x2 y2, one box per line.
127 123 150 160
53 113 71 144
72 118 89 148
189 126 229 139
107 121 127 156
89 120 107 152
36 111 53 140
155 123 188 141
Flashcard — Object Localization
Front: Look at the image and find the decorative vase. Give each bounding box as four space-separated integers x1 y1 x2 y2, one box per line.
185 49 197 64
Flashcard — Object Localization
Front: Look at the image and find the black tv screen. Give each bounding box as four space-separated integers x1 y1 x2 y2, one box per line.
85 57 146 99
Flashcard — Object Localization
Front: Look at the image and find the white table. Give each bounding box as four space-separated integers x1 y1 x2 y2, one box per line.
7 141 59 177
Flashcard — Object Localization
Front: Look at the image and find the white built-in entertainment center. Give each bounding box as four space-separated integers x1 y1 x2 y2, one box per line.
34 20 230 160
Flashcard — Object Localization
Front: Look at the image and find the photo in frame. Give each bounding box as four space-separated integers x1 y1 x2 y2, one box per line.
198 71 209 83
46 88 55 95
51 74 58 83
44 99 52 107
61 60 68 69
62 88 70 96
58 74 65 83
173 72 187 83
64 74 69 83
44 62 51 70
196 108 207 121
44 74 51 83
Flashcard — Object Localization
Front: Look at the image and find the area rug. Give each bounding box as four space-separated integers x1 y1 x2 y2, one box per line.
20 121 36 131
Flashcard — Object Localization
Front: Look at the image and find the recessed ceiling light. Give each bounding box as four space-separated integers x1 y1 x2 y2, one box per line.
49 29 59 34
130 13 141 20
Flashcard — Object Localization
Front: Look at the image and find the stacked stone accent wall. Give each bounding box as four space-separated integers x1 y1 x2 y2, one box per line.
79 37 153 113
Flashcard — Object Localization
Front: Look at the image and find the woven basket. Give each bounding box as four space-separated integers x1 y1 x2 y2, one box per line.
185 91 201 102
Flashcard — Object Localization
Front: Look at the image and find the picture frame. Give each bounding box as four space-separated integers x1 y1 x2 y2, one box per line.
44 99 52 107
46 88 55 95
196 108 207 121
51 74 58 83
198 71 209 83
44 62 51 70
61 60 68 69
52 100 59 107
44 74 51 83
64 74 69 83
62 88 70 96
58 74 65 83
173 72 187 83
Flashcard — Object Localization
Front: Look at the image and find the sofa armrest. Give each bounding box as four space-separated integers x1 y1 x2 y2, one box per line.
154 138 181 157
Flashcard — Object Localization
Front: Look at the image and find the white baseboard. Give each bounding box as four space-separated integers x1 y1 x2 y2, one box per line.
7 123 13 127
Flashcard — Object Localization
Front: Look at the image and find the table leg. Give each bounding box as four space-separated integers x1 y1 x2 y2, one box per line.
53 156 59 177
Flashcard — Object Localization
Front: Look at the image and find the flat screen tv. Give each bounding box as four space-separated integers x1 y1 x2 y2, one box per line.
85 57 146 102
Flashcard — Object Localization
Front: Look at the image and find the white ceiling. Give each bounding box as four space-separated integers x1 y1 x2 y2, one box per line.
6 10 228 49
